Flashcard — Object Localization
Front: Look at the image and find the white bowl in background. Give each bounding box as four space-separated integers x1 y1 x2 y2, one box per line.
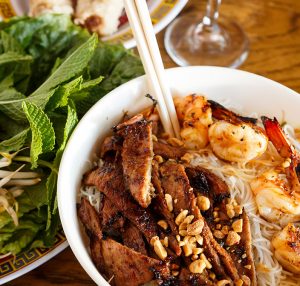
57 66 299 286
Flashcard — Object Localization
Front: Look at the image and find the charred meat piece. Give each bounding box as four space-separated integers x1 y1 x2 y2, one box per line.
102 238 170 286
78 197 102 240
152 161 177 233
78 198 106 275
208 100 257 124
152 160 182 256
178 268 214 286
83 162 159 242
160 161 194 215
185 165 230 203
122 222 147 255
154 141 186 160
100 134 123 159
99 196 125 237
117 117 154 208
186 166 255 285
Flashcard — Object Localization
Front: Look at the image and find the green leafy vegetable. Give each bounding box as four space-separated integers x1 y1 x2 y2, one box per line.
22 101 55 168
0 13 144 255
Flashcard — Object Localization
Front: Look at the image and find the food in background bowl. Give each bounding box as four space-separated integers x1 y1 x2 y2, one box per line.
57 67 300 286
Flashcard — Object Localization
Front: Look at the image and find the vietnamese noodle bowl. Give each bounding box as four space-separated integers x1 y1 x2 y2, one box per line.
80 97 300 286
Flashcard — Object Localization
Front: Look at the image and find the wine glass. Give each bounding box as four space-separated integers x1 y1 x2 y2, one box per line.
164 0 249 68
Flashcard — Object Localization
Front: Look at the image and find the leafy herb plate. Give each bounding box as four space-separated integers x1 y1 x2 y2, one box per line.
1 0 188 49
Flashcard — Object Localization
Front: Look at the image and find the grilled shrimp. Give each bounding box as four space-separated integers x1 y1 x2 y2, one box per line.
272 223 300 274
250 117 300 225
250 170 300 225
174 95 213 150
208 101 268 163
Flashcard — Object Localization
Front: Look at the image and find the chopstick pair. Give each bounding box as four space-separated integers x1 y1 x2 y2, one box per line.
124 0 181 139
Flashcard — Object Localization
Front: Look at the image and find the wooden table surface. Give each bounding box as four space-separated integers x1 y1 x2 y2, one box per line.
9 0 300 285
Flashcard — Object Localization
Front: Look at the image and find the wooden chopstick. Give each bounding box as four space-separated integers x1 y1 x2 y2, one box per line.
124 0 180 138
134 0 181 139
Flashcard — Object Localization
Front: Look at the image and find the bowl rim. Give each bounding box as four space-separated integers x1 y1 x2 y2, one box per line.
57 66 299 285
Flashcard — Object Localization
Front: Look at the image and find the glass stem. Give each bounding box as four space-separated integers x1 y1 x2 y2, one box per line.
202 0 221 28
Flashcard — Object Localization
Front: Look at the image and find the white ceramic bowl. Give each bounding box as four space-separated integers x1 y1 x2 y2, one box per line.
57 66 299 286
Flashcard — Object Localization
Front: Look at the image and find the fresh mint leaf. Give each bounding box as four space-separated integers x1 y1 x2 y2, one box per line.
0 128 29 152
0 52 32 65
46 104 78 229
0 31 24 53
22 101 55 168
31 34 98 97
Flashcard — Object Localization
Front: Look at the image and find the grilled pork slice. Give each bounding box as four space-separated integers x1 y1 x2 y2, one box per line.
78 197 102 240
160 161 194 215
102 238 170 286
78 198 106 275
83 162 159 242
122 222 147 255
186 166 256 285
118 118 154 208
153 141 186 160
99 196 125 237
100 134 123 160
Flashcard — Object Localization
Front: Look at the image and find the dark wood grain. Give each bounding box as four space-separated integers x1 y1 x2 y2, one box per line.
9 0 300 285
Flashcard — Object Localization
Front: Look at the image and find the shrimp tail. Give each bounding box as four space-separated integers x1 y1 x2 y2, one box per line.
262 116 300 193
261 116 295 159
208 100 258 124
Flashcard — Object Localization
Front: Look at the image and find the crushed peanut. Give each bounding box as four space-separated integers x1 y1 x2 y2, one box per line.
282 157 291 168
163 236 169 248
154 154 164 163
192 248 203 255
172 271 179 276
182 215 194 225
197 195 211 211
242 254 247 259
235 279 244 286
200 253 212 269
209 272 216 280
179 222 188 230
214 230 225 239
179 229 188 236
244 265 252 270
213 211 219 218
234 205 243 215
152 134 158 142
183 243 193 257
176 235 181 242
221 225 230 235
181 152 194 163
157 220 168 230
183 235 192 244
226 231 241 246
187 219 204 236
232 219 243 233
216 224 222 230
189 259 206 274
191 254 199 260
214 217 220 222
165 194 173 212
150 236 159 246
195 234 203 245
167 137 184 147
153 239 168 260
174 199 178 204
217 280 231 286
179 241 186 247
189 237 197 244
175 210 189 225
